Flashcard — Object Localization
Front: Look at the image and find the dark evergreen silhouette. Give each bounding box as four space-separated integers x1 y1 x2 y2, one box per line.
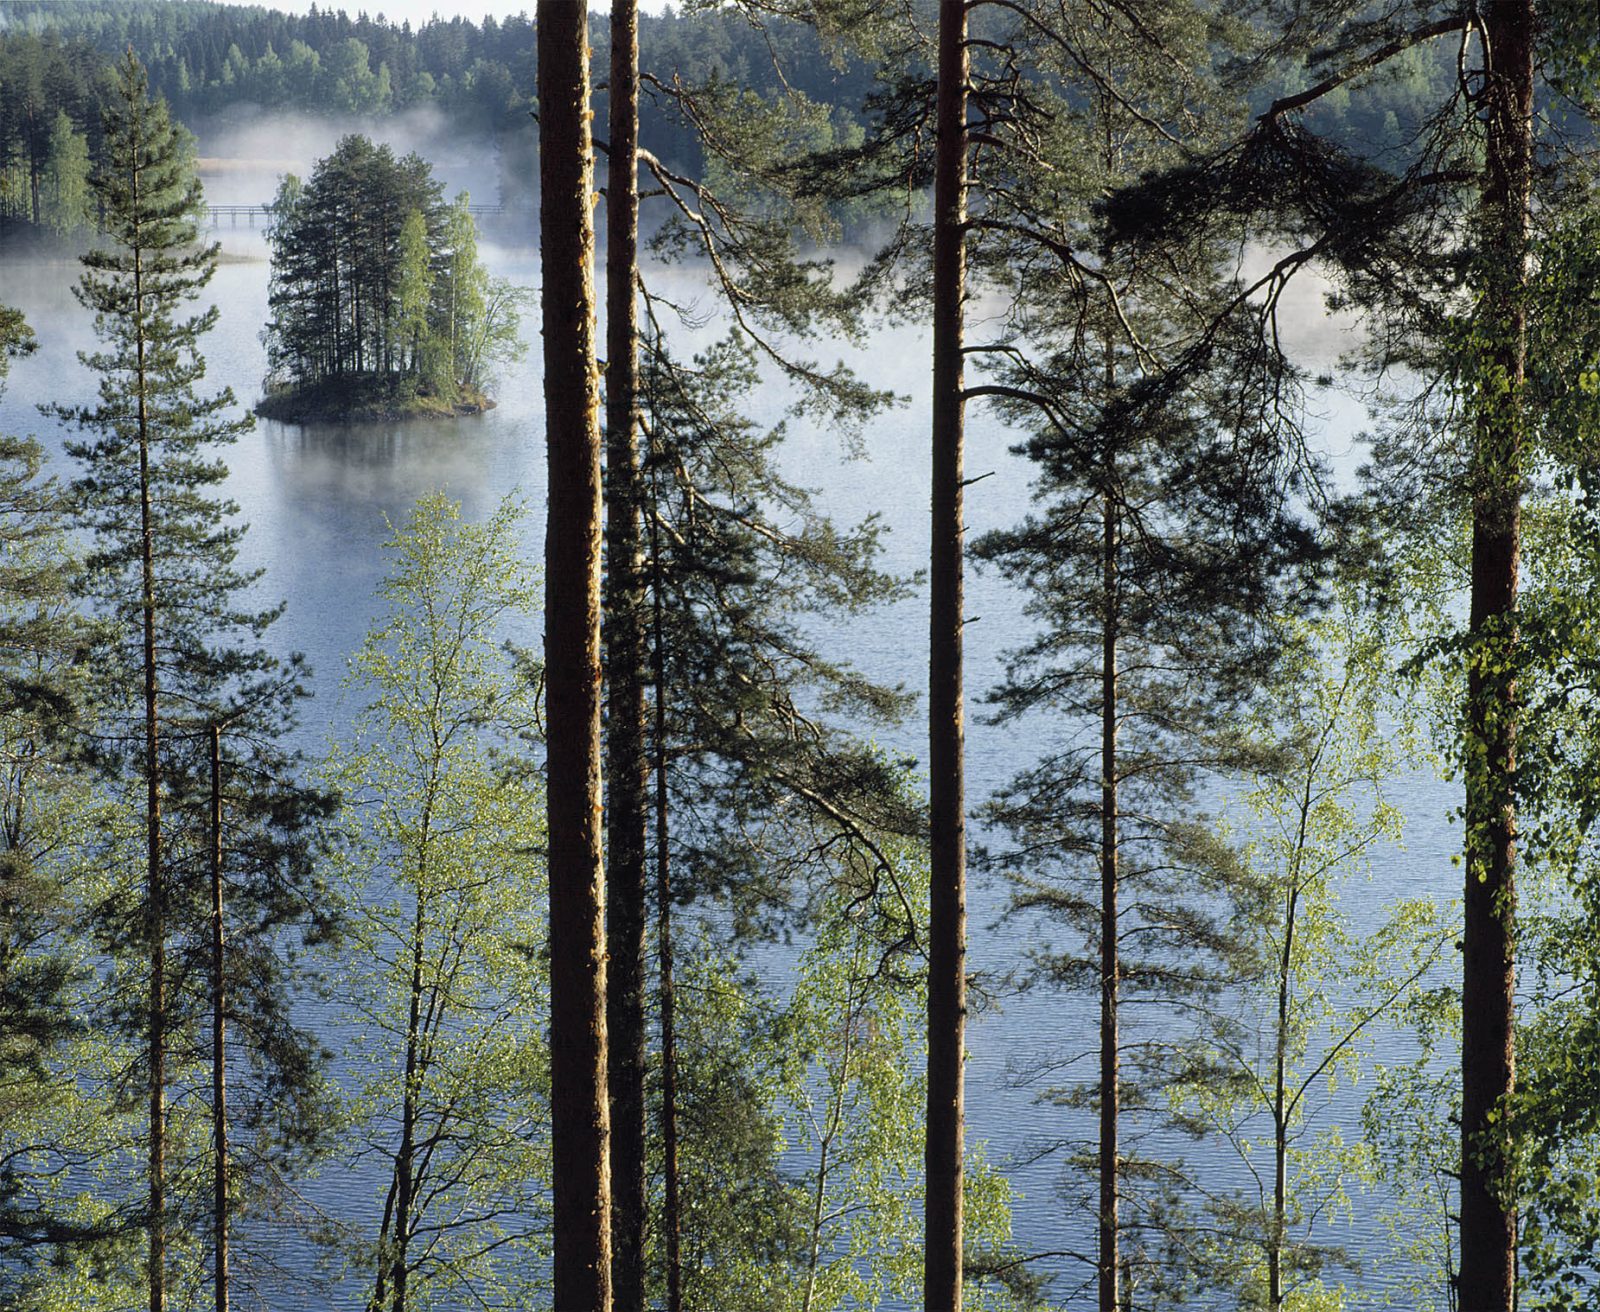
262 137 520 420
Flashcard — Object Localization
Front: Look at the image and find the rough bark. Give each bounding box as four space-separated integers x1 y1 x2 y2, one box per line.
1098 486 1119 1312
538 2 613 1307
1459 3 1532 1307
647 442 683 1312
210 725 228 1312
926 2 968 1308
604 2 649 1307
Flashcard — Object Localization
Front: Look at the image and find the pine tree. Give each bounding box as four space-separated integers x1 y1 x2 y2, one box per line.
1102 4 1579 1301
49 52 332 1311
603 15 907 1300
635 328 918 1307
262 148 519 417
954 10 1318 1303
604 2 650 1307
537 4 613 1307
1459 12 1532 1300
926 8 968 1308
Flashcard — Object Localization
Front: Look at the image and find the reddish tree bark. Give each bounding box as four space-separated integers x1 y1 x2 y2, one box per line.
604 1 649 1307
538 3 613 1308
926 2 968 1308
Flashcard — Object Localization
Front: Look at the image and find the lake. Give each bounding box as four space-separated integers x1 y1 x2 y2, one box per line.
0 226 1465 1310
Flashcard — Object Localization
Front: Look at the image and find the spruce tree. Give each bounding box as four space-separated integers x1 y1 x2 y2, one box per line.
50 52 332 1311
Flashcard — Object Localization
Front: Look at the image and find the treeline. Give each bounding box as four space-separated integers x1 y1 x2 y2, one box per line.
0 1 879 215
0 31 104 233
0 0 1458 242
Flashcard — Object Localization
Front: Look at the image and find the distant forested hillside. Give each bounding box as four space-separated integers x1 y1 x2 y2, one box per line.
0 0 1455 239
0 0 883 232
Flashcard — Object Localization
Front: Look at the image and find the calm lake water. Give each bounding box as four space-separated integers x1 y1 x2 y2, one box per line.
0 228 1465 1309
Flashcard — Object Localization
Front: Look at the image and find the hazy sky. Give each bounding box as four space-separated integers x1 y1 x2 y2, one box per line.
254 0 674 23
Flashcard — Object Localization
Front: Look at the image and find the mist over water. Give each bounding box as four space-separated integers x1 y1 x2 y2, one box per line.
0 213 1464 1306
194 105 512 213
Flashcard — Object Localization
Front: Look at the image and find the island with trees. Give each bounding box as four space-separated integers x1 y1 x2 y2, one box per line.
258 134 526 423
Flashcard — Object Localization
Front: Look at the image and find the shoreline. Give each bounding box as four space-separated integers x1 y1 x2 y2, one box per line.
255 383 497 425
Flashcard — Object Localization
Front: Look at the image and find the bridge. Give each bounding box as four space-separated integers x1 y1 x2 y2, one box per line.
204 202 510 228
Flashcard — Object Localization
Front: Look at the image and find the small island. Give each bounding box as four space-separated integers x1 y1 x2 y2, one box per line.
258 134 527 424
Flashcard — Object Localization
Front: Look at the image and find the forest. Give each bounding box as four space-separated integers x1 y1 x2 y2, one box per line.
0 0 1456 238
0 2 1596 1312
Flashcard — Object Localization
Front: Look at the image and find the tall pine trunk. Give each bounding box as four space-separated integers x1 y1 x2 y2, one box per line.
647 422 683 1312
134 220 167 1312
210 725 229 1312
1459 2 1532 1306
538 4 613 1308
1098 481 1119 1312
604 3 649 1307
926 2 968 1308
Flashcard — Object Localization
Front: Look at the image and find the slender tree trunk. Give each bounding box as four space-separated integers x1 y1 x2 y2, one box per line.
380 208 392 378
655 722 683 1312
391 878 429 1312
1098 483 1119 1312
28 110 41 230
133 201 167 1312
647 433 683 1312
538 4 613 1307
1459 5 1531 1309
210 725 229 1312
331 242 343 379
1271 869 1300 1312
802 978 858 1312
927 5 968 1308
370 788 439 1312
604 4 648 1307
